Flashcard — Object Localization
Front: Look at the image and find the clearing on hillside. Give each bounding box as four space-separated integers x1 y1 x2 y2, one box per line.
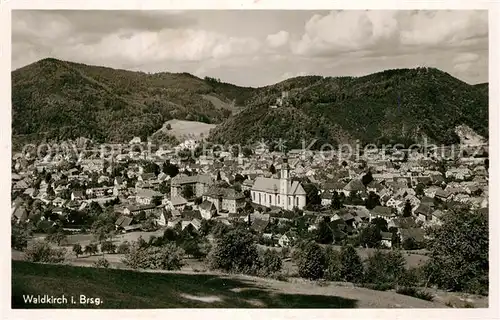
150 119 216 143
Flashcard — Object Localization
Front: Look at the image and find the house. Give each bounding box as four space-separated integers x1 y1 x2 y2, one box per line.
12 207 28 223
86 187 115 198
435 189 452 201
370 206 395 222
123 204 158 216
321 191 332 206
168 196 188 211
242 179 254 192
388 217 417 230
278 232 297 247
71 190 85 201
98 175 110 184
115 216 133 230
380 231 393 248
202 185 246 214
114 177 127 189
138 173 156 182
136 188 163 205
155 210 172 227
399 228 425 244
414 203 433 223
250 218 269 233
251 157 306 210
181 218 202 232
342 179 365 196
199 200 217 220
171 174 214 199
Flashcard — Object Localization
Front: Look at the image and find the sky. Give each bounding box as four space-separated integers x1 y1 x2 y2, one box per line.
11 10 488 87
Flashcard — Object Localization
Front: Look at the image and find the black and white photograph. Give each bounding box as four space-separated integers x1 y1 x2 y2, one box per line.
3 1 497 314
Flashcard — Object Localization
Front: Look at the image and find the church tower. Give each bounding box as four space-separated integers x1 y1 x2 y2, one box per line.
280 156 289 210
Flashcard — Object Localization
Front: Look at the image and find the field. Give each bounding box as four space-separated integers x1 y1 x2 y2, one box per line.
12 261 450 309
151 119 216 142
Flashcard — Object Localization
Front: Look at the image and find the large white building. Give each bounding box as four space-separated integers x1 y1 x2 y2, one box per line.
250 157 306 210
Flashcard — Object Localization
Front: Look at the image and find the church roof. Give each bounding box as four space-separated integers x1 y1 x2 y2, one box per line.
252 177 306 196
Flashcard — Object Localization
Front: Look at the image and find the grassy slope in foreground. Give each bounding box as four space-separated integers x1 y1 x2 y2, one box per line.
12 261 446 309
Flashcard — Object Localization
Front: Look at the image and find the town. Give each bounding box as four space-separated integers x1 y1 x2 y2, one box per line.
12 133 489 248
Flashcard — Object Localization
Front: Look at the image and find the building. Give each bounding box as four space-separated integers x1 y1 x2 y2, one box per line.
136 188 163 205
251 157 306 210
170 174 214 199
202 185 246 214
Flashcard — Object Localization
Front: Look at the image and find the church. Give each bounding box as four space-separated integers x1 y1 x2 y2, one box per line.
250 157 307 210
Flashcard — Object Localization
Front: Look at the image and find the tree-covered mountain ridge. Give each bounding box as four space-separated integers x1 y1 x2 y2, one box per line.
12 59 488 149
11 58 256 148
210 67 488 148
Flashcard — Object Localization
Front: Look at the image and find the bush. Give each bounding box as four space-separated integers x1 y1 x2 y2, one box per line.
281 246 291 259
208 229 259 273
396 287 434 301
361 282 394 291
122 242 185 270
324 246 342 281
296 241 326 280
117 241 131 254
364 250 406 286
93 257 110 268
24 240 66 263
339 245 364 283
257 249 283 276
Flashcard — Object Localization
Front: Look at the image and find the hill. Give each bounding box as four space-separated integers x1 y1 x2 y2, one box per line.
12 261 447 308
11 58 256 149
209 68 489 148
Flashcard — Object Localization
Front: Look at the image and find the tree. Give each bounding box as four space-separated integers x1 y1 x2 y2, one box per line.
84 243 98 256
364 250 405 286
403 200 413 217
371 217 388 232
208 229 259 273
258 249 283 276
162 161 179 178
359 225 382 248
364 191 381 210
415 183 425 196
324 246 342 281
24 240 66 263
181 184 194 199
361 171 373 187
101 240 116 254
242 147 253 158
424 208 488 294
296 241 326 280
152 195 163 206
315 218 333 244
91 219 114 243
339 245 364 282
269 164 276 175
72 243 83 257
330 191 344 209
12 224 30 251
46 230 67 246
